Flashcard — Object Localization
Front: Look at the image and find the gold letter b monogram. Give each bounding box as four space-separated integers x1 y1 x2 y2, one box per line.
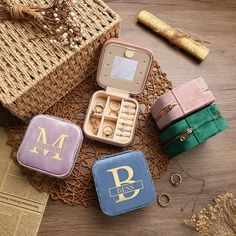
107 166 140 203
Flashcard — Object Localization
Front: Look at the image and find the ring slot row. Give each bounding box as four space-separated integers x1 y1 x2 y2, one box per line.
113 99 126 141
113 99 137 142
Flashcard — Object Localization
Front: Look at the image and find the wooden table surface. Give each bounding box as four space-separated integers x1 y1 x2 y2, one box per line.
1 0 236 235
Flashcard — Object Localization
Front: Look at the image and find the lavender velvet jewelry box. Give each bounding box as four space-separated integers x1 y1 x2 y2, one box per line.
17 115 83 178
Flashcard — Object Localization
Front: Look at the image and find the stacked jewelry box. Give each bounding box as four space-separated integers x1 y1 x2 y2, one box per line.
150 78 228 158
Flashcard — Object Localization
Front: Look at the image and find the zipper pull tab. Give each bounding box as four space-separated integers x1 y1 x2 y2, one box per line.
180 128 193 142
213 113 221 120
157 102 178 121
161 103 177 115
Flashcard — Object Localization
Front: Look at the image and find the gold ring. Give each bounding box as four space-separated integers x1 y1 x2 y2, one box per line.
170 173 182 186
109 101 120 112
94 102 104 114
157 193 171 207
103 126 113 138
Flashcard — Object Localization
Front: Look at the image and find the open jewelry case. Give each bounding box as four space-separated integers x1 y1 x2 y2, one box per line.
83 39 153 146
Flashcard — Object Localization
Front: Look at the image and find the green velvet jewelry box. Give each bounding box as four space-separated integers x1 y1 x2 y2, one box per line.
159 104 228 158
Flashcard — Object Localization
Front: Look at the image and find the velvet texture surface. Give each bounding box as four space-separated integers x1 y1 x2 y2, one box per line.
92 150 156 216
160 104 228 158
17 115 83 178
150 77 215 130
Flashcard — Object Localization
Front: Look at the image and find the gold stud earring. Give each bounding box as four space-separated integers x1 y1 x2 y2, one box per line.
93 102 104 114
103 126 113 138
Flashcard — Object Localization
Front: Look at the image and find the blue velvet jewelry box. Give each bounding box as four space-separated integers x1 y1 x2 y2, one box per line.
92 150 156 216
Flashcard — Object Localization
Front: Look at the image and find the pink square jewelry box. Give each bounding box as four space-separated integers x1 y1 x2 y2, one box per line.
83 39 153 146
150 77 215 130
17 115 83 178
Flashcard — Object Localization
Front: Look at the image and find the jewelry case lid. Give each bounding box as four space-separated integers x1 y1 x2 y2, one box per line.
96 39 154 95
92 150 156 216
17 115 83 178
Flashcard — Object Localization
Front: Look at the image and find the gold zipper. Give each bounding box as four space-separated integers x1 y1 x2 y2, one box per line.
164 128 193 148
156 102 178 121
179 128 193 141
213 113 221 120
203 88 210 94
164 111 221 148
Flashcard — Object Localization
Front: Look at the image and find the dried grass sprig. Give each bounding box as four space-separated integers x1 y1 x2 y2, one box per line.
0 0 83 49
185 193 236 236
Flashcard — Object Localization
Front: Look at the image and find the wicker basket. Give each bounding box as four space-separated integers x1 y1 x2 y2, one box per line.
0 0 121 121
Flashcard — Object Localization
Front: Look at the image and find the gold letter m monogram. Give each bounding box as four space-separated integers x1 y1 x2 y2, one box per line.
30 127 68 161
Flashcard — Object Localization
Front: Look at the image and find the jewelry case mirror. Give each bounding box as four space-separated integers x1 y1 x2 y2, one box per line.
83 39 153 146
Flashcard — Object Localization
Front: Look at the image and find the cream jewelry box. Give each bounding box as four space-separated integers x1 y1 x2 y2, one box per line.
83 39 153 146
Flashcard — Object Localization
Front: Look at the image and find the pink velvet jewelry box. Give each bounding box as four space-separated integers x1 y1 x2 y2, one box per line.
150 77 215 130
17 115 83 178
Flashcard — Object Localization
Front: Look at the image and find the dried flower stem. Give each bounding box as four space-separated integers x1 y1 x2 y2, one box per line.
185 193 236 236
0 0 83 49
